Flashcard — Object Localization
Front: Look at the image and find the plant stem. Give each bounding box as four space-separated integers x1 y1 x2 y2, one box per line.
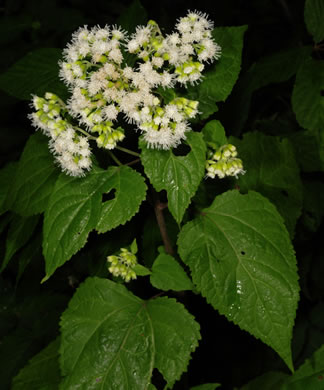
154 195 174 256
74 126 97 140
116 146 140 157
126 158 141 166
108 151 122 166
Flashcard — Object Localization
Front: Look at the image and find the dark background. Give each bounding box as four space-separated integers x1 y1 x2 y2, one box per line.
1 1 323 389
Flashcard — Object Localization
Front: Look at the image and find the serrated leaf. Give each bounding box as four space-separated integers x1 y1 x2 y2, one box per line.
305 0 324 43
43 166 146 279
243 344 324 389
191 384 221 390
140 132 206 224
186 26 247 119
0 162 17 215
1 214 39 272
202 120 228 148
0 48 67 100
43 168 103 280
292 57 324 132
150 253 193 291
60 277 200 389
178 190 299 370
146 296 200 388
229 46 311 134
283 344 324 389
240 371 288 390
12 338 61 390
234 132 303 237
96 166 147 233
6 133 60 217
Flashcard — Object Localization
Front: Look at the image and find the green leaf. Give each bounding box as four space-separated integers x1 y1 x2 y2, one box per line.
292 57 324 132
150 253 193 291
12 338 61 390
146 296 200 388
130 238 138 254
96 166 147 233
283 344 324 389
156 86 177 104
117 0 148 33
230 46 311 134
178 190 299 370
289 130 324 172
234 132 303 237
240 371 288 390
60 277 200 389
0 213 13 236
305 0 324 43
0 48 67 100
0 162 17 215
6 133 60 217
140 132 206 224
1 214 39 272
202 120 228 148
133 264 151 276
43 166 146 280
186 26 247 119
190 384 221 390
16 233 42 286
301 180 324 232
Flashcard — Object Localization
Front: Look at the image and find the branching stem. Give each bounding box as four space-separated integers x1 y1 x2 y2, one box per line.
116 146 140 157
108 151 122 166
75 126 97 140
125 158 141 166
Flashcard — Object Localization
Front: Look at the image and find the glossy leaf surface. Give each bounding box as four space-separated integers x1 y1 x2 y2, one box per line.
43 166 146 279
234 132 303 237
6 132 59 216
60 277 200 389
178 190 299 370
140 132 206 224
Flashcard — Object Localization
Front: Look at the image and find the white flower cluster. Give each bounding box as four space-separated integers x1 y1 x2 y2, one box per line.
107 248 137 282
206 144 245 179
29 10 222 175
29 93 92 176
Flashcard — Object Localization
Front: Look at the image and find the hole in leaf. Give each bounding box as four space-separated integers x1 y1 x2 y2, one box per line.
102 189 116 203
241 251 246 255
173 142 191 156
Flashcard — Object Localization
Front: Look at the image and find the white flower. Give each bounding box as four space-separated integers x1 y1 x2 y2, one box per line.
104 104 119 121
108 48 123 64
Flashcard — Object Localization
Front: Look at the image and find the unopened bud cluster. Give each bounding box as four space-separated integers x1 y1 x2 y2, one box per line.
107 248 137 282
29 93 92 176
206 144 245 179
29 11 222 176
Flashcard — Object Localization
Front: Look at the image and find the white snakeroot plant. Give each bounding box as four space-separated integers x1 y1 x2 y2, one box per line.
29 10 243 179
4 5 307 387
